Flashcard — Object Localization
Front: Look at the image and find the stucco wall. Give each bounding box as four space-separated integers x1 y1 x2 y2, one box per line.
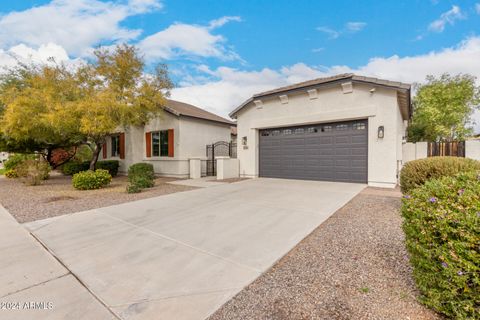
178 117 232 158
102 111 231 177
235 82 406 188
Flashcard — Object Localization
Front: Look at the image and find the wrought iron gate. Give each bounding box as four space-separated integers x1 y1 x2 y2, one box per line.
206 141 237 176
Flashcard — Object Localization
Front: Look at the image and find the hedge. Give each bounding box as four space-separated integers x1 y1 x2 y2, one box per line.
126 163 155 193
400 157 480 193
72 169 112 190
62 160 119 177
402 171 480 319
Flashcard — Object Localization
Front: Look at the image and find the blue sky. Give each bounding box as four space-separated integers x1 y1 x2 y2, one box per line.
1 0 480 130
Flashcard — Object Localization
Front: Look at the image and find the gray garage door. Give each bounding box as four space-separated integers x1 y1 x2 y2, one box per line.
259 120 368 183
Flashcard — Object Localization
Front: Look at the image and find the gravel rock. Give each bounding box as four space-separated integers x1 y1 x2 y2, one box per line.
209 188 442 320
0 172 196 223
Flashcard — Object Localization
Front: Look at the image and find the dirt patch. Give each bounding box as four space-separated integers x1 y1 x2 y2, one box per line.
0 172 197 223
209 188 442 320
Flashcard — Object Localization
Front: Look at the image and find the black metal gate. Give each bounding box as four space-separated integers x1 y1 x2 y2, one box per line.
206 141 237 176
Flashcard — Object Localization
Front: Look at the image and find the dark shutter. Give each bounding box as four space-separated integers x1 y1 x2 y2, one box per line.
145 132 152 158
168 129 174 157
119 133 125 159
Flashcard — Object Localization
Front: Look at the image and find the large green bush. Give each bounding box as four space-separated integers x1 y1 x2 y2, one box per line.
3 154 36 177
16 159 51 185
62 160 119 176
95 160 119 177
126 163 155 193
62 161 90 175
402 171 480 319
400 157 480 193
72 169 112 190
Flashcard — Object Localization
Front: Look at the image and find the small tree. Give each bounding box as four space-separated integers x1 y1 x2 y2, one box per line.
76 44 172 170
0 63 85 167
407 73 480 142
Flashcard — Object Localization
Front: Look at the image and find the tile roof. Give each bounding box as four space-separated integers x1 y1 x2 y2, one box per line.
230 74 411 119
164 99 234 125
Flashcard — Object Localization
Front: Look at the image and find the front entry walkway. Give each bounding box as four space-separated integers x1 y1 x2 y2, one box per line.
23 178 365 320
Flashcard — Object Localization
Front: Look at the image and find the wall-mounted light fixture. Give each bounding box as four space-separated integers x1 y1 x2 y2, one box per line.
378 126 385 139
242 136 248 146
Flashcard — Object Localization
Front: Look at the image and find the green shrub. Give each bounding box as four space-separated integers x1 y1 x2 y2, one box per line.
16 159 51 185
62 161 89 175
4 154 35 171
4 169 18 179
72 169 112 190
400 157 480 193
126 183 142 194
127 163 155 192
95 160 119 177
62 160 119 176
402 171 480 319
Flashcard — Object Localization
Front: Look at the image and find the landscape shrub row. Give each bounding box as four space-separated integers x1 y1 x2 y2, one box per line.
400 157 480 319
400 157 480 193
62 160 119 177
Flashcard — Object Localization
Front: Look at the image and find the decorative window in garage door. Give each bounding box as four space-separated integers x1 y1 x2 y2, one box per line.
353 122 366 130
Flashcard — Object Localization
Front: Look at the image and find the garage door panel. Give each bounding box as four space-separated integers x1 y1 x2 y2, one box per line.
259 120 367 183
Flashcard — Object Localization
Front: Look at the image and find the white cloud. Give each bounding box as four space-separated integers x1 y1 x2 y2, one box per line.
346 22 367 32
172 37 480 132
0 0 162 56
317 21 367 39
0 43 80 71
138 17 241 61
316 26 341 39
208 16 242 29
476 3 480 14
428 5 464 32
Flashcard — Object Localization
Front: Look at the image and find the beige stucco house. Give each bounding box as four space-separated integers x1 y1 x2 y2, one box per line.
101 99 234 177
230 74 411 188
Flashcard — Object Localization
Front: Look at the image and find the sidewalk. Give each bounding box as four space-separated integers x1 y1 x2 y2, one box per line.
0 205 116 320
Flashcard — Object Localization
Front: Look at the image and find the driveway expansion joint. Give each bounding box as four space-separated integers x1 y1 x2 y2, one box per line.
29 230 122 320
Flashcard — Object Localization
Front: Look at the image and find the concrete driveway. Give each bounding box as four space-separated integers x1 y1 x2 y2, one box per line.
25 178 365 320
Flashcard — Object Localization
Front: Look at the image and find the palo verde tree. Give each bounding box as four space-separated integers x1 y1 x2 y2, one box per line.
0 62 85 167
407 73 480 142
76 44 173 170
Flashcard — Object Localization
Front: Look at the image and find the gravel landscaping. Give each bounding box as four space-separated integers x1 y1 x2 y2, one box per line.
209 187 442 320
0 172 196 223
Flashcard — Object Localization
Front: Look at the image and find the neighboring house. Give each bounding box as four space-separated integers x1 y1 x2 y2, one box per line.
230 74 411 188
0 152 8 169
230 126 238 144
102 99 235 177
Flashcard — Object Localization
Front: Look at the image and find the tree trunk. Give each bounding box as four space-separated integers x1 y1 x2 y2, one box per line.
90 142 102 171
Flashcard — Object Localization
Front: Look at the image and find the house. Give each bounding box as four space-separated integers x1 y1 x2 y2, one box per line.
230 74 411 188
0 152 8 167
101 99 235 177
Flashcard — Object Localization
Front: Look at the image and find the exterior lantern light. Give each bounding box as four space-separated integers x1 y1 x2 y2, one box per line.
242 136 248 146
378 126 384 139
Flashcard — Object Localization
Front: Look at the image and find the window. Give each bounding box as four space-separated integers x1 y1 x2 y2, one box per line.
152 130 169 157
336 124 349 131
272 130 281 136
261 131 270 136
283 129 292 135
111 135 120 157
294 128 304 134
306 127 317 133
353 122 366 130
322 126 332 132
